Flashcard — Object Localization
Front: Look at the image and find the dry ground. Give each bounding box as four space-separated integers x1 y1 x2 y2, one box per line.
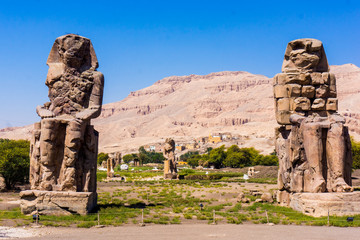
1 224 360 240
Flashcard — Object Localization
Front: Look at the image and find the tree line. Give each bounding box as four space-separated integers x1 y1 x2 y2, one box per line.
97 146 165 166
0 139 30 189
2 138 360 190
183 145 278 168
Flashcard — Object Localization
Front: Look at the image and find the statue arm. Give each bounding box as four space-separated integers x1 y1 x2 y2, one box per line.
36 105 54 118
76 72 104 120
289 114 305 125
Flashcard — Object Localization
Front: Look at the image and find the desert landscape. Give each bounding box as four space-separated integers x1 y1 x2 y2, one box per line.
2 166 360 239
2 2 360 240
1 64 360 156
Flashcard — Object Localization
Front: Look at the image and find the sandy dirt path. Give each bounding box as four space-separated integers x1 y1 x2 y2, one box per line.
7 224 359 240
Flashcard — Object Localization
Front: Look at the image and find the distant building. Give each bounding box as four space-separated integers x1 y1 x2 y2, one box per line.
176 144 185 151
149 145 156 151
195 137 208 144
185 142 200 150
209 133 222 144
221 133 232 140
177 161 187 165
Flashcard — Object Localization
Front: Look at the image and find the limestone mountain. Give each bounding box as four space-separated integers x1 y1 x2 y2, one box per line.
1 64 360 154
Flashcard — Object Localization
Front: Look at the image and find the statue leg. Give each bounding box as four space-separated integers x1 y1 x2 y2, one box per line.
326 122 353 192
302 122 326 192
30 123 41 189
39 119 60 191
61 119 86 191
83 126 97 192
172 159 177 173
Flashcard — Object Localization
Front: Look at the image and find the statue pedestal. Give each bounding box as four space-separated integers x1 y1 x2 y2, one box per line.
20 190 97 215
164 173 179 180
287 192 360 217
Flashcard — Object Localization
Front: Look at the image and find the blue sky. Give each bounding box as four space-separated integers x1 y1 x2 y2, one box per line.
0 0 359 128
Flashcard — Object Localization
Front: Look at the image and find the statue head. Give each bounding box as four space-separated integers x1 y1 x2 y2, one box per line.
282 39 329 73
47 34 98 72
164 138 175 152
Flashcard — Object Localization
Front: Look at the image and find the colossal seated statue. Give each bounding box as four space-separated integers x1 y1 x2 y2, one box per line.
30 34 104 193
274 39 352 204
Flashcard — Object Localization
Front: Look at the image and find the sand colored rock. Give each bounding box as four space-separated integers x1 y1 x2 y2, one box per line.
3 63 360 157
21 34 104 215
290 192 360 217
20 190 96 215
274 39 354 214
260 192 274 203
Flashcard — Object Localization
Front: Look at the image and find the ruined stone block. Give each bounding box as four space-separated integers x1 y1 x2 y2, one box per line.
273 75 278 86
301 85 315 98
315 85 329 98
277 98 290 111
287 84 301 97
290 192 360 217
329 73 337 97
276 111 291 125
290 97 311 111
321 72 330 84
20 190 97 215
286 73 311 85
274 85 288 98
277 190 290 206
311 72 324 85
326 98 338 111
311 98 326 110
290 170 304 192
276 73 288 85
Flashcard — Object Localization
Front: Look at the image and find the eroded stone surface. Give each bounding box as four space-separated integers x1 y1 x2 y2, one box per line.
274 39 353 205
22 34 103 215
20 190 97 215
290 192 360 217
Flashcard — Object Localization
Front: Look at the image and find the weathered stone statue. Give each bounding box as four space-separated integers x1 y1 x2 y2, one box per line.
113 152 122 167
21 34 104 215
274 39 359 216
163 138 178 179
107 157 114 179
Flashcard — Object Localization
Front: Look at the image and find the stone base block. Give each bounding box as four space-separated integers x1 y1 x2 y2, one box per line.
20 190 97 215
164 173 179 180
277 190 290 206
289 192 360 217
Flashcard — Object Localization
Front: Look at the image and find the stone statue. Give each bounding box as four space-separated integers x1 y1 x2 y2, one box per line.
274 39 353 204
21 34 103 215
163 138 178 179
113 152 122 167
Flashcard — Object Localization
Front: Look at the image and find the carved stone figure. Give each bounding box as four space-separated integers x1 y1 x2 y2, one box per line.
274 39 353 205
107 157 114 179
163 138 178 179
113 152 122 167
21 34 104 215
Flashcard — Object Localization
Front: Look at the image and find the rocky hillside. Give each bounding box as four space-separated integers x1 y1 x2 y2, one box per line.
1 64 360 154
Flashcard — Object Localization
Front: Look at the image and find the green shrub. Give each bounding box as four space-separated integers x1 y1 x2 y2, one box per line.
0 139 30 189
352 138 360 169
77 221 96 228
97 152 109 166
179 169 196 176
